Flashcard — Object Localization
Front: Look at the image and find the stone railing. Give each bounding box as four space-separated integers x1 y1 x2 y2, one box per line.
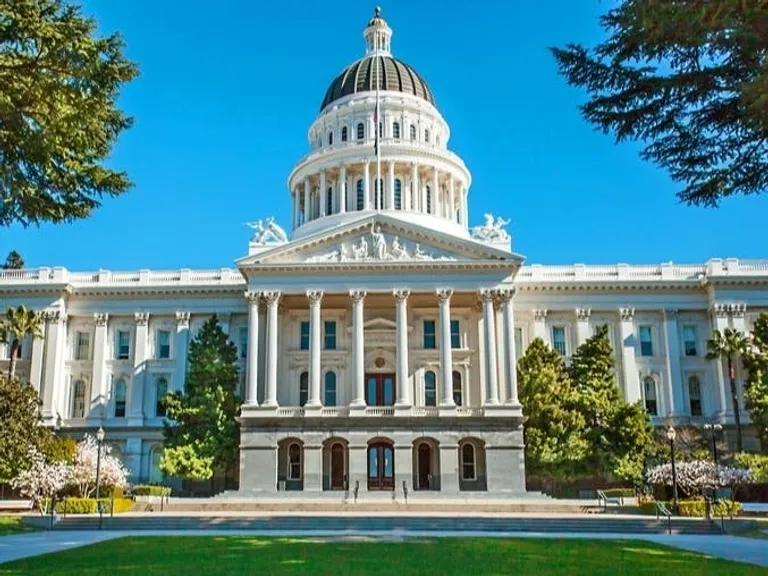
365 406 395 417
0 267 245 288
411 407 440 417
456 407 484 417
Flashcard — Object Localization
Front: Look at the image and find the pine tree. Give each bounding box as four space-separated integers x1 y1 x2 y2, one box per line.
161 316 241 484
742 313 768 451
2 251 24 270
517 338 588 479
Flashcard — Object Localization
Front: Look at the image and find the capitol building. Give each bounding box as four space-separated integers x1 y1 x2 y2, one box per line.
1 9 766 496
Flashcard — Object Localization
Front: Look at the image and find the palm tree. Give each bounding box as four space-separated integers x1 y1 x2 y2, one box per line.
0 305 43 379
706 328 749 452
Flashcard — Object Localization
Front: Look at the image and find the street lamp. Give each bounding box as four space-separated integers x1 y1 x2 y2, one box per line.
95 427 105 500
666 426 678 514
703 423 722 463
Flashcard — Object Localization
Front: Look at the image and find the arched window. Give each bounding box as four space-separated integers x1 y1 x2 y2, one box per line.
426 186 432 214
149 447 163 484
156 377 168 417
393 122 400 139
326 187 334 216
324 371 337 407
114 379 127 418
72 380 86 418
643 376 657 416
394 179 402 209
288 443 302 480
356 122 365 140
410 124 416 142
356 179 365 211
688 375 702 416
299 372 309 407
452 371 462 406
424 129 430 143
460 443 476 480
424 371 437 407
341 126 348 142
328 131 333 146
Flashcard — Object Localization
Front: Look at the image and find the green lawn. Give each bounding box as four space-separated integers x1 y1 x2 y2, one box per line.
0 517 37 536
1 536 766 575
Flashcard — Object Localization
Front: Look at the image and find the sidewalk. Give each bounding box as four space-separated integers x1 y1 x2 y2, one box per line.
1 530 767 568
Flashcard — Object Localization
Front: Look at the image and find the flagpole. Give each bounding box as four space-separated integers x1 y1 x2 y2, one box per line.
375 32 381 211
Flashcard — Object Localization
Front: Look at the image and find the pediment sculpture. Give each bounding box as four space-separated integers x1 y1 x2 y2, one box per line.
471 213 511 243
306 224 455 263
247 217 288 245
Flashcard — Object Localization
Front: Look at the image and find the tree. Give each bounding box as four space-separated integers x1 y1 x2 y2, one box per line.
742 313 768 450
646 460 753 498
67 434 128 497
161 315 240 485
0 305 43 378
0 0 139 227
0 375 53 483
517 338 588 479
552 1 768 206
569 325 655 482
707 327 750 452
2 251 24 269
11 446 68 514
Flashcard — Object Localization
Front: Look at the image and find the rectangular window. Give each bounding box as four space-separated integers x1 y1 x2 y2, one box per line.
639 326 653 356
514 327 523 355
423 320 436 349
450 320 461 348
299 321 310 350
75 332 91 361
116 331 130 360
552 326 566 356
238 327 248 359
324 321 337 350
156 330 171 359
683 325 697 356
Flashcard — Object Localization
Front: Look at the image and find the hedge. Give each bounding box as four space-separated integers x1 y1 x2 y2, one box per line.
131 485 171 497
600 488 634 498
44 498 134 515
638 499 743 518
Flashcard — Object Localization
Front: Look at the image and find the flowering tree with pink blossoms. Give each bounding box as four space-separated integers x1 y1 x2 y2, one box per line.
646 460 753 498
68 434 129 498
11 447 69 514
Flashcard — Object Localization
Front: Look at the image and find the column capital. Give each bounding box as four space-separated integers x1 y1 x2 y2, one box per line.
134 312 150 326
575 308 591 321
436 288 453 302
619 307 635 322
663 308 679 319
494 287 516 302
478 288 495 303
244 290 262 304
393 289 410 302
306 290 323 304
710 303 729 318
349 290 367 303
728 303 746 318
263 291 282 305
175 311 190 327
93 312 109 327
532 308 548 321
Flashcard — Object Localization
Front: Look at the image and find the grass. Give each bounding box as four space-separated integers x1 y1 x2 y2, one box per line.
1 536 766 575
0 517 37 536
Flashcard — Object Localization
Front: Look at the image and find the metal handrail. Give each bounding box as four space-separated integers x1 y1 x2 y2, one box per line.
655 501 672 534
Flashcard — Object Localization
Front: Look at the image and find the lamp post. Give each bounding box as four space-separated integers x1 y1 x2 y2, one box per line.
666 426 678 514
95 427 105 500
703 423 722 464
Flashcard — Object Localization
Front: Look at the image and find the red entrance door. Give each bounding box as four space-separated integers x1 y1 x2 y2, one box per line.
367 442 394 490
330 443 345 490
417 443 432 490
365 374 395 406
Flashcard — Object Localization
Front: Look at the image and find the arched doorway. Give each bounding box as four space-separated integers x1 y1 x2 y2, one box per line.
367 440 394 491
417 443 431 489
330 442 346 490
412 438 441 491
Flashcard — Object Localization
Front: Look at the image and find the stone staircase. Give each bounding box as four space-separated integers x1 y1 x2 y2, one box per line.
44 514 723 535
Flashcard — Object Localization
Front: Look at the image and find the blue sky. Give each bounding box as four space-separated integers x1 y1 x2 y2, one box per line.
3 0 766 270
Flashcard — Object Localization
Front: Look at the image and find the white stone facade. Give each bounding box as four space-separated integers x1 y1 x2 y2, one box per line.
1 10 767 494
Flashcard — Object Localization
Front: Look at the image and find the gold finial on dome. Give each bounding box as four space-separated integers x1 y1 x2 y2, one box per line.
364 6 392 54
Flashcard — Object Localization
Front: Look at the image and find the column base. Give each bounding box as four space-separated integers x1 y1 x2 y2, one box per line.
304 404 322 416
348 404 367 417
394 403 412 417
240 404 278 417
484 404 523 418
439 406 458 417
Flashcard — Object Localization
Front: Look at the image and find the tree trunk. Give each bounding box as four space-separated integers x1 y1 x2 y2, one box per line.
728 356 743 452
7 339 18 379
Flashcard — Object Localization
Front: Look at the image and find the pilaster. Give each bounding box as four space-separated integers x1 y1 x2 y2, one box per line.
663 309 685 416
619 308 641 404
174 312 190 393
575 308 591 346
90 313 109 419
130 312 149 424
532 309 548 341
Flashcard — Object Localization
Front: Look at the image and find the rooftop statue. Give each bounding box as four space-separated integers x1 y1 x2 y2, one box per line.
471 213 511 243
247 217 288 245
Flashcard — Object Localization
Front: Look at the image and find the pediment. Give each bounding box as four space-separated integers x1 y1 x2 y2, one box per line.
363 317 397 330
237 214 523 270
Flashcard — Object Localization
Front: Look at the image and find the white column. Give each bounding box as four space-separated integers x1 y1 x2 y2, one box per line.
264 292 280 407
350 291 367 407
245 292 260 406
130 312 149 421
307 290 323 407
462 185 469 227
710 304 730 415
619 308 641 404
319 170 326 217
532 309 548 341
437 289 455 408
575 308 591 345
421 178 427 213
433 169 440 216
339 165 347 214
480 290 499 405
41 311 66 422
388 160 395 209
663 309 685 416
363 161 370 210
448 176 455 222
90 313 108 417
730 303 747 333
498 289 520 406
292 189 299 229
174 312 190 393
410 162 418 211
29 333 45 394
303 178 310 223
394 290 411 407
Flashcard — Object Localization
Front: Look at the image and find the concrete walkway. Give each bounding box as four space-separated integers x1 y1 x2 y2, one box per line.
1 530 767 568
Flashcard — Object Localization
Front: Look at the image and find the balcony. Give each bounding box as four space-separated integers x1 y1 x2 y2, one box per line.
243 404 514 419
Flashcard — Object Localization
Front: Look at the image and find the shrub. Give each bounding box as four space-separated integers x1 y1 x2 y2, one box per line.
52 497 134 514
637 499 743 517
131 484 171 497
601 488 634 498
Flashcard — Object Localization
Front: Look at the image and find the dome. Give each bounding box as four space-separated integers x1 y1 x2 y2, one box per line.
320 55 435 112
